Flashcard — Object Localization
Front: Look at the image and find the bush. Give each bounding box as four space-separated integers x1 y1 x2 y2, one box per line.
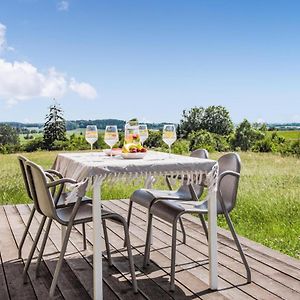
171 139 190 154
22 137 44 152
253 138 276 153
144 130 163 148
188 130 216 152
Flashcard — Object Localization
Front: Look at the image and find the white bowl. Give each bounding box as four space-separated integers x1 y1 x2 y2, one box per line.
121 152 147 159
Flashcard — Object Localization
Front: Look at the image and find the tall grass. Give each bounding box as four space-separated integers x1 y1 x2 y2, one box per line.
0 151 299 259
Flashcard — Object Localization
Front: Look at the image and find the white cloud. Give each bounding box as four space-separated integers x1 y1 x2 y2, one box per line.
69 78 97 99
0 22 97 106
57 1 69 11
0 59 98 106
0 22 14 54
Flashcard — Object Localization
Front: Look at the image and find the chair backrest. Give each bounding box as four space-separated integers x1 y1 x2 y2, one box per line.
177 149 209 198
190 149 209 159
18 155 32 200
25 160 57 219
217 153 241 213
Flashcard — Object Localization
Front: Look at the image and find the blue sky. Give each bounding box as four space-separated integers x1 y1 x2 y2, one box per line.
0 0 300 124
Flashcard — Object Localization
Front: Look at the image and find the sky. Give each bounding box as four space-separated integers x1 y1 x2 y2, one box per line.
0 0 300 124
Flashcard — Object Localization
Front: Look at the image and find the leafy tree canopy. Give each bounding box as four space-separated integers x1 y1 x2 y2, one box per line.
0 124 20 146
178 105 233 137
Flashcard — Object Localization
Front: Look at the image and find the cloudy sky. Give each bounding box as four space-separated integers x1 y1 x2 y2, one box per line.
1 0 300 123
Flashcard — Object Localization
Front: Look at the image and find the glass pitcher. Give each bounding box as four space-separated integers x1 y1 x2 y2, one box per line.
124 118 140 145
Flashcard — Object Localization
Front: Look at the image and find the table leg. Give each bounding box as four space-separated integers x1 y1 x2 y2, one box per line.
93 177 103 300
208 188 218 290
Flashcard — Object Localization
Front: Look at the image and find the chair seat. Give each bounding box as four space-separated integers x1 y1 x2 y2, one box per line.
150 198 225 223
130 188 195 209
56 203 126 226
56 192 92 208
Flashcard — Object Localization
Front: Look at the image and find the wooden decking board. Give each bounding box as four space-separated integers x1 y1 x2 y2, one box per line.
6 204 64 300
114 199 298 300
1 202 299 300
16 204 91 300
0 206 37 300
105 200 256 300
95 216 228 300
0 253 10 300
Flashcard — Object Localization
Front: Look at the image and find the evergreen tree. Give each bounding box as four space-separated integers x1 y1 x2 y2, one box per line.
43 101 66 150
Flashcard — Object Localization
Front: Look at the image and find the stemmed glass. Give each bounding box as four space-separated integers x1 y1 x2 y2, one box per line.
162 124 177 157
139 124 148 146
85 125 98 150
104 125 119 157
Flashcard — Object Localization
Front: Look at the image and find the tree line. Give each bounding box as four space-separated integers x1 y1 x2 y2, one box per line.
0 104 299 157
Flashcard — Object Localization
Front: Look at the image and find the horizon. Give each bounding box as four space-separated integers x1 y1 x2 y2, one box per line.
1 1 300 124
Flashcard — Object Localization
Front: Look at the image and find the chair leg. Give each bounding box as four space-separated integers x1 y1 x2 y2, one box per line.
123 200 133 247
23 215 47 283
122 218 138 293
143 213 153 268
170 218 178 292
178 217 186 244
102 219 112 267
82 223 87 250
49 222 73 298
36 218 52 277
224 210 251 283
199 214 208 241
18 207 36 259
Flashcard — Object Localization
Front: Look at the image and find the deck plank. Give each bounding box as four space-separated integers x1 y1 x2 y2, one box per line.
1 201 299 300
0 206 37 300
115 199 300 300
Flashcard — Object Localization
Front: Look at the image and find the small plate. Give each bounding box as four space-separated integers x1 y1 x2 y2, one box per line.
103 148 122 156
121 152 147 159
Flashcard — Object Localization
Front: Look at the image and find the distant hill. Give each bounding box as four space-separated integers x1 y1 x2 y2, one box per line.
0 119 169 131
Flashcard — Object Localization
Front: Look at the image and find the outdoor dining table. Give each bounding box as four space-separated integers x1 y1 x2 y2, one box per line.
53 150 219 299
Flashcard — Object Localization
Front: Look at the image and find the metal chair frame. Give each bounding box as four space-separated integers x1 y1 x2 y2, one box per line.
143 153 251 291
23 160 138 297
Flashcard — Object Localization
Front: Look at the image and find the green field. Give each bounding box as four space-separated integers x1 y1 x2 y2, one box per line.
0 151 299 259
270 130 300 140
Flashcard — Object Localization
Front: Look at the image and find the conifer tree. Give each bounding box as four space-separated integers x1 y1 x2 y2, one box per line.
43 100 66 150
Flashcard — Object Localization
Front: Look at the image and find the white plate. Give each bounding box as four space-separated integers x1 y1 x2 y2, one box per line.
121 152 147 159
103 148 122 156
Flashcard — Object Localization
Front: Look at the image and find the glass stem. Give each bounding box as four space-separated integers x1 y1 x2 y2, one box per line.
91 144 93 151
110 146 112 157
169 146 171 157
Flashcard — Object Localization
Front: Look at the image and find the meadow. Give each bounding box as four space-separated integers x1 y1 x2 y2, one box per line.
0 151 299 259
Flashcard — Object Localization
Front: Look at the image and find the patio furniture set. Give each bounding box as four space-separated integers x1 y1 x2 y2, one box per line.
18 149 251 299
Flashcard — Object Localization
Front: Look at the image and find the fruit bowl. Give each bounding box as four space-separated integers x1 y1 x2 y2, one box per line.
121 152 147 159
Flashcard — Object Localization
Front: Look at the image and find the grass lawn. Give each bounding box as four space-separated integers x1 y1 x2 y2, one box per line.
269 130 300 141
0 151 299 259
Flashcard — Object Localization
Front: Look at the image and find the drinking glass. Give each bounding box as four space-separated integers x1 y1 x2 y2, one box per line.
104 125 119 157
162 124 177 156
85 125 98 150
139 124 148 146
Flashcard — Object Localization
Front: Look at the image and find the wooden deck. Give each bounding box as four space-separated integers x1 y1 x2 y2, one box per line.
0 199 299 300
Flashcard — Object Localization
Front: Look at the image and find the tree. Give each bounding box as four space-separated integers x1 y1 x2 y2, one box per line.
201 105 233 135
178 107 205 138
178 106 233 137
231 119 264 151
0 124 20 146
43 102 66 150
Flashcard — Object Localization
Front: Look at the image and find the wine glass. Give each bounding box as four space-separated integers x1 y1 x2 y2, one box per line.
162 124 177 157
104 125 119 157
85 125 98 150
139 124 148 146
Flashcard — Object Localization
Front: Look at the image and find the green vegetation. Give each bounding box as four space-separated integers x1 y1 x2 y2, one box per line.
268 130 300 141
0 151 299 259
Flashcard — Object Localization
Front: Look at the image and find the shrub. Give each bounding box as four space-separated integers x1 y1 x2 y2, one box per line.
188 130 216 152
253 138 276 153
172 139 190 154
144 130 163 148
22 137 44 152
